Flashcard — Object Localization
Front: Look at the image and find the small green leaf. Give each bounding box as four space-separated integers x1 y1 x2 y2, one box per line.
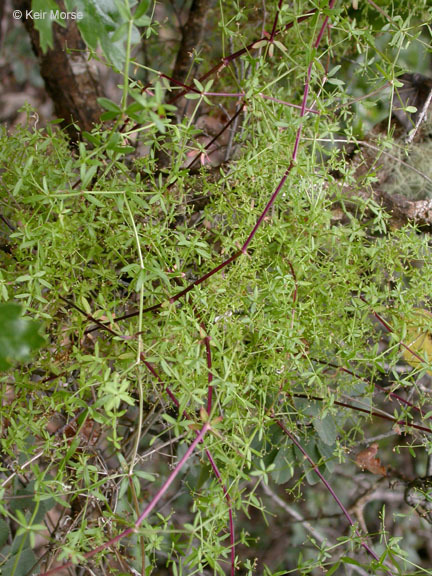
252 40 268 50
325 561 341 575
328 65 341 77
134 0 150 21
111 21 129 43
97 97 122 113
134 470 156 482
135 269 147 292
326 77 345 86
193 79 204 92
114 0 131 21
273 40 288 55
134 1 151 27
340 556 363 567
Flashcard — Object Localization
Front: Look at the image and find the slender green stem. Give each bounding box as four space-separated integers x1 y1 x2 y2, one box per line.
122 19 134 113
124 194 145 474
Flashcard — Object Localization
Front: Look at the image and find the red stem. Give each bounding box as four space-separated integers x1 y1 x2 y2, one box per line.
39 422 210 576
269 0 284 41
50 7 337 576
141 356 234 574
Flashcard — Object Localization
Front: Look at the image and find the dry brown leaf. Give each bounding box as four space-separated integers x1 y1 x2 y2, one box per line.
355 442 387 476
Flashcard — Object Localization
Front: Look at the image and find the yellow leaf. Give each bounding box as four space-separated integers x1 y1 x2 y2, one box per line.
402 308 432 375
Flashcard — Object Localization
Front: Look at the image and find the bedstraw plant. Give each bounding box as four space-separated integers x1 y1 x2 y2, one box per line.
1 1 432 575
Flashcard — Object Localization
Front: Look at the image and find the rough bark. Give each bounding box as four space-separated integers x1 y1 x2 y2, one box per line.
171 0 215 86
13 0 102 142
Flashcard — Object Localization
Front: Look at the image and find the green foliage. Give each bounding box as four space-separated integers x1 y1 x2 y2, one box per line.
31 0 156 71
31 0 64 52
0 303 45 370
2 1 432 575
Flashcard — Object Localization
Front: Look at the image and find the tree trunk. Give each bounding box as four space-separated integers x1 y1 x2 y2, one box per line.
171 0 215 86
13 0 102 142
